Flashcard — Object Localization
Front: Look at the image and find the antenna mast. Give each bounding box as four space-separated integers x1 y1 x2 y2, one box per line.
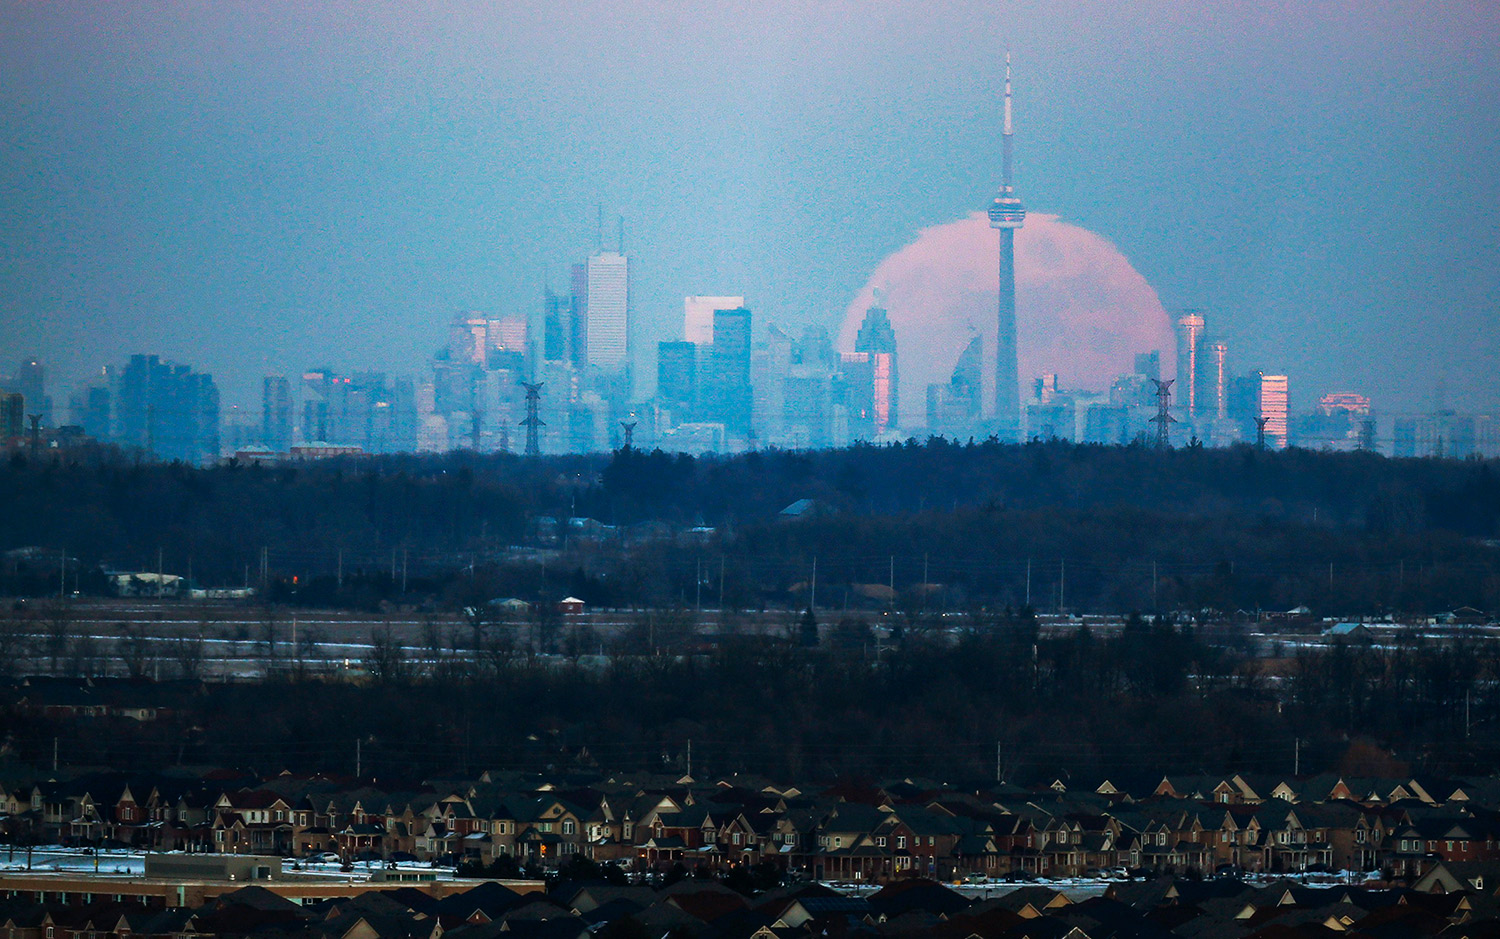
1002 50 1015 194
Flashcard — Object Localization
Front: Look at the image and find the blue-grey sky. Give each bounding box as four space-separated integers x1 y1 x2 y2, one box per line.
2 1 1497 416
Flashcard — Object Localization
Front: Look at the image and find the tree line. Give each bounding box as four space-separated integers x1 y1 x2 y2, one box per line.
1 439 1497 614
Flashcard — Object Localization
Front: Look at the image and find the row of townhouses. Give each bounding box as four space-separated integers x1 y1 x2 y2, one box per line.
2 771 1498 883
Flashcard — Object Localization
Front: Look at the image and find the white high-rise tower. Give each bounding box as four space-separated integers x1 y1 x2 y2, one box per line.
586 251 629 371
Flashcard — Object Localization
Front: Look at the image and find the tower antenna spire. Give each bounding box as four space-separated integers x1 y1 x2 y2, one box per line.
1002 49 1014 192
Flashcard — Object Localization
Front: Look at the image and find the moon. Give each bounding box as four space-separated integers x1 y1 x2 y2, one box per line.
840 211 1176 427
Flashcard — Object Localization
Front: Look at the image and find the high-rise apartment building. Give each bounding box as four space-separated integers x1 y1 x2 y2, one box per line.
1206 340 1228 421
585 251 629 372
115 354 220 463
1174 311 1206 418
262 376 293 452
1258 374 1289 449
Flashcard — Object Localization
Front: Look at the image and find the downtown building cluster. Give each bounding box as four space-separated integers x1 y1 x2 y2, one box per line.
9 292 1500 465
5 70 1499 462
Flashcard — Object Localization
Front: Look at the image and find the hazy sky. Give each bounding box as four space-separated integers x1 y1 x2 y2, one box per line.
2 1 1497 416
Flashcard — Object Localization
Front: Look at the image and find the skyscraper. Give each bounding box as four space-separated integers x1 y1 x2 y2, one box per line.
1228 369 1288 450
1258 374 1289 449
543 288 572 363
585 251 629 372
569 263 588 372
116 354 220 463
1206 340 1229 421
656 340 698 418
1133 351 1161 382
927 335 983 436
854 301 899 434
708 307 753 436
987 54 1026 439
262 376 293 452
1174 311 1206 418
0 393 22 438
14 357 49 426
684 296 744 345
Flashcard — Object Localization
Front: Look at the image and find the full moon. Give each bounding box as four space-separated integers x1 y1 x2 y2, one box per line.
839 212 1176 427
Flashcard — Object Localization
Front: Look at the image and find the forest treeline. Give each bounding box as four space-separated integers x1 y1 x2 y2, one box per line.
3 439 1498 613
5 610 1499 784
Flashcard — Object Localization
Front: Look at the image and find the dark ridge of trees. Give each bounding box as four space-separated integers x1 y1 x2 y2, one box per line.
1 440 1497 614
6 614 1500 786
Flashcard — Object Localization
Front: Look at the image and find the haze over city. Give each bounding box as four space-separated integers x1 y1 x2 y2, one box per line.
3 1 1498 422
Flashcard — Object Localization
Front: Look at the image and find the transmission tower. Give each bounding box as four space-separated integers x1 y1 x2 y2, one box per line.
519 382 544 457
1149 378 1176 449
619 421 636 451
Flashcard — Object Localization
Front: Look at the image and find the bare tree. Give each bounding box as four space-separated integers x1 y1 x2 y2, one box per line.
172 627 206 680
364 624 408 684
43 603 71 675
116 622 152 680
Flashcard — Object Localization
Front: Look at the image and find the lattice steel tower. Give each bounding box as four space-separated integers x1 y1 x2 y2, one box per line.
988 53 1027 440
520 382 544 457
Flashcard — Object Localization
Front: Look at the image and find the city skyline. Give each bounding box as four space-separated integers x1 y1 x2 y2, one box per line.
1 2 1497 418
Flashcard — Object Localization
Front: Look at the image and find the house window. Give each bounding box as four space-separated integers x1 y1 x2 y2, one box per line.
834 837 842 848
786 833 795 846
562 820 575 835
539 822 553 833
1057 831 1066 844
896 836 907 849
1356 830 1365 843
876 837 887 847
732 833 741 845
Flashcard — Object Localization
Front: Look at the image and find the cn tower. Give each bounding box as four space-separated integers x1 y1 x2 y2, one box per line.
987 53 1026 438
